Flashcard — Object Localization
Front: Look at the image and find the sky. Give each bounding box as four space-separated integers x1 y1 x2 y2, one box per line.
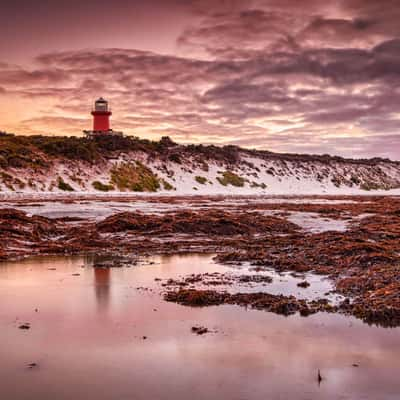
1 0 400 159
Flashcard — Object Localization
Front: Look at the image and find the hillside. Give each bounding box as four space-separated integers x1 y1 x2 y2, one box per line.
1 132 400 196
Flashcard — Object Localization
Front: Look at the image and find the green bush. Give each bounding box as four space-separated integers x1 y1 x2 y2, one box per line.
195 176 207 185
216 171 245 187
360 181 383 191
92 181 114 191
110 161 160 192
57 177 74 191
162 179 174 191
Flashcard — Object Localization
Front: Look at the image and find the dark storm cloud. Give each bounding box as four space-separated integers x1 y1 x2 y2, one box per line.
298 17 380 48
340 0 400 34
178 0 400 58
0 67 68 87
178 7 301 58
3 39 400 156
35 49 212 87
2 0 400 158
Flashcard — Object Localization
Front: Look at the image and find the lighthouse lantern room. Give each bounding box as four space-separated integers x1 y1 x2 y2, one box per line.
83 97 123 138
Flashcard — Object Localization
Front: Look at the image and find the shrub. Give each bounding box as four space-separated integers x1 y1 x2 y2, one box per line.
159 136 176 148
92 181 114 192
57 177 74 191
110 161 160 192
216 171 245 187
195 176 207 185
250 181 267 189
34 136 99 162
360 181 383 191
168 153 182 164
162 179 174 191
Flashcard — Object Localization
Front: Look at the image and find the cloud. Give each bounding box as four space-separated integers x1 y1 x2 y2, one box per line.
0 66 68 87
298 17 382 49
3 0 400 159
178 8 302 59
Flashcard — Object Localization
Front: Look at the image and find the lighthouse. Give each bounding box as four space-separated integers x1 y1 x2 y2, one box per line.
83 98 123 138
92 97 112 132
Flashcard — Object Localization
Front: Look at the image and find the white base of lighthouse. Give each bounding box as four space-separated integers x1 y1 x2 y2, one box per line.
83 129 124 139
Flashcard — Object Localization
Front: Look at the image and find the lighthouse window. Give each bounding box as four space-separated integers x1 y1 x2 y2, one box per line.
96 103 107 111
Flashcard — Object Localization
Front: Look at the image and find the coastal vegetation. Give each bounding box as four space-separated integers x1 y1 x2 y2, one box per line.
217 171 245 187
110 161 160 192
92 181 115 191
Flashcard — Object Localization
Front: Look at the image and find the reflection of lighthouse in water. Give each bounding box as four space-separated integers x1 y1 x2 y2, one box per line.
94 267 111 312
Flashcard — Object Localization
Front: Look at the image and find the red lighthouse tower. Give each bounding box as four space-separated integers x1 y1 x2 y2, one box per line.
84 98 123 138
92 97 112 132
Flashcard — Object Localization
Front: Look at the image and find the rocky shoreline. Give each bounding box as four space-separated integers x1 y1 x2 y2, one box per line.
1 195 400 327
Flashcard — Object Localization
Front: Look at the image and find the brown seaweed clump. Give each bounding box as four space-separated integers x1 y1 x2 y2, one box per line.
164 289 336 317
96 210 298 236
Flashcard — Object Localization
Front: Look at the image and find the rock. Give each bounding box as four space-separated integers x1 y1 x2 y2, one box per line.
318 370 323 384
191 326 209 335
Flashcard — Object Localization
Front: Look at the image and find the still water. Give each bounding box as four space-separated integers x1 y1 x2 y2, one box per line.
0 254 399 400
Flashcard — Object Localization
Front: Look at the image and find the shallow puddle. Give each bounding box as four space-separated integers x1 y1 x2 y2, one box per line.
0 253 399 400
286 211 349 233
